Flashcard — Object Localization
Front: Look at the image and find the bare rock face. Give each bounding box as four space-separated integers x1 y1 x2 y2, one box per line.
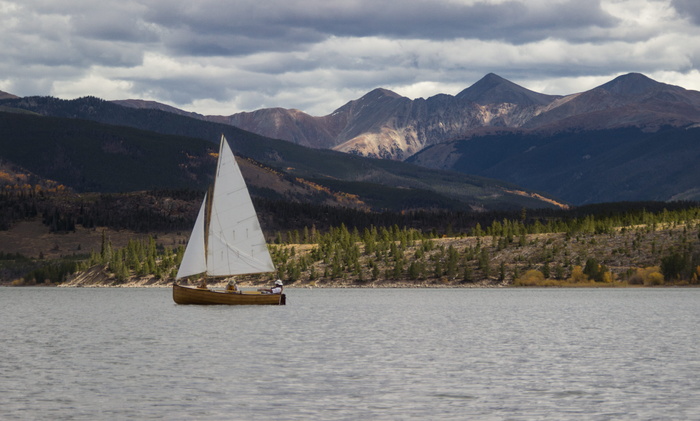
225 73 700 160
227 73 700 160
117 73 700 161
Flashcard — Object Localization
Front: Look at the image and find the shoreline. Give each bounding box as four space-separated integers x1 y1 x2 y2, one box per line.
3 281 695 288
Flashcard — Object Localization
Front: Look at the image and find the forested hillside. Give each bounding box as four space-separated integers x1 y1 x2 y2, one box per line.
0 112 216 192
4 201 699 288
0 99 565 210
408 126 700 204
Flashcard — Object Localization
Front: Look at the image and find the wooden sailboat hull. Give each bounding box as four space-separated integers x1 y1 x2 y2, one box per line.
173 284 286 305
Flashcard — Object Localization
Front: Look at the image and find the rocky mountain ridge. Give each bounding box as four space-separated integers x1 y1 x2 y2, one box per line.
5 73 698 161
2 72 699 206
219 73 700 160
0 106 563 211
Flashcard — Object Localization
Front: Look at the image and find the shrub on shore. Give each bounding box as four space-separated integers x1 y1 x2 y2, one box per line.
628 266 664 286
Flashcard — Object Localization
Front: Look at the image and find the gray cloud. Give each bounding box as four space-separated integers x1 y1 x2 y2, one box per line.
1 0 699 115
142 0 618 55
295 0 617 42
673 0 700 23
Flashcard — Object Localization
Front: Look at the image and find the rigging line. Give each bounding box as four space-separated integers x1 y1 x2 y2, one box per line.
226 187 246 196
238 215 258 224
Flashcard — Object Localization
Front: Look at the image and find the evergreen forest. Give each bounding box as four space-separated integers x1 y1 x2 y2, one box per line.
4 195 699 288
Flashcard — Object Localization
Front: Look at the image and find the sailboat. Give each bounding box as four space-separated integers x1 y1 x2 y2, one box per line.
172 135 285 305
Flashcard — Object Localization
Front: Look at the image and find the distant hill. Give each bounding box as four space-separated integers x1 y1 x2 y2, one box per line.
6 72 699 206
112 99 208 121
213 72 700 205
408 126 700 204
0 111 216 193
0 109 563 211
521 73 700 131
0 90 18 100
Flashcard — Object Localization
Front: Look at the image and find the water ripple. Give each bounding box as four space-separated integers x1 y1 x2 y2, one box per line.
1 287 699 420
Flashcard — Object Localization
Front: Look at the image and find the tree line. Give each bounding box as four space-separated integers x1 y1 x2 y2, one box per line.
12 200 700 286
267 204 700 286
2 182 698 238
0 188 199 233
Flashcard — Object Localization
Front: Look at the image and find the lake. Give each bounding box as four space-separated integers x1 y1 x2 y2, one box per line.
1 287 698 420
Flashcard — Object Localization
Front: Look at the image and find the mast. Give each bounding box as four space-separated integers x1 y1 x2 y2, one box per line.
203 183 214 266
205 135 276 277
176 134 275 280
175 136 224 280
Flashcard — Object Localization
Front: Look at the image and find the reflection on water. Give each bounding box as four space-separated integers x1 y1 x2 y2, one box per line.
1 288 699 420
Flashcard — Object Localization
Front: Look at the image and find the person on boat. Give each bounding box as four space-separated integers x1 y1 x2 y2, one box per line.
226 280 239 293
259 280 283 294
197 279 208 289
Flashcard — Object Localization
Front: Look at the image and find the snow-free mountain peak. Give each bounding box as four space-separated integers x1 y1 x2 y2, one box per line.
597 72 665 96
215 72 700 160
362 87 404 100
45 72 700 163
329 87 406 120
456 73 560 106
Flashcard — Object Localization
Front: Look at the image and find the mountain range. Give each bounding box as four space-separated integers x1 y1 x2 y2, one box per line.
150 72 700 205
0 101 560 212
206 73 700 161
1 72 699 205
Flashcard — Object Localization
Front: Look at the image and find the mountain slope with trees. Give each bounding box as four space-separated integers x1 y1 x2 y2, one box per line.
3 72 699 206
6 201 698 288
408 125 700 204
0 103 564 211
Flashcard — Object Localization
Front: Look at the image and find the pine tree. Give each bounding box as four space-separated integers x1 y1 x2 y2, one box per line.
542 261 551 279
446 245 458 279
462 265 473 283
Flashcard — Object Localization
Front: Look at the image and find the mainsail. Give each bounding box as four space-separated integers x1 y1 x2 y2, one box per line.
176 135 276 279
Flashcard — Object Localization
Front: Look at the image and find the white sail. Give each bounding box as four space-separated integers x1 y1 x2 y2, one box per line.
176 135 276 279
175 194 208 279
206 135 276 276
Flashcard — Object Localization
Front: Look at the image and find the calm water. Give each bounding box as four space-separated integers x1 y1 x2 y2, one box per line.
1 287 698 420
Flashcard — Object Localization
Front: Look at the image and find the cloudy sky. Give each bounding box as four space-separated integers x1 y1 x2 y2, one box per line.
2 0 700 116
